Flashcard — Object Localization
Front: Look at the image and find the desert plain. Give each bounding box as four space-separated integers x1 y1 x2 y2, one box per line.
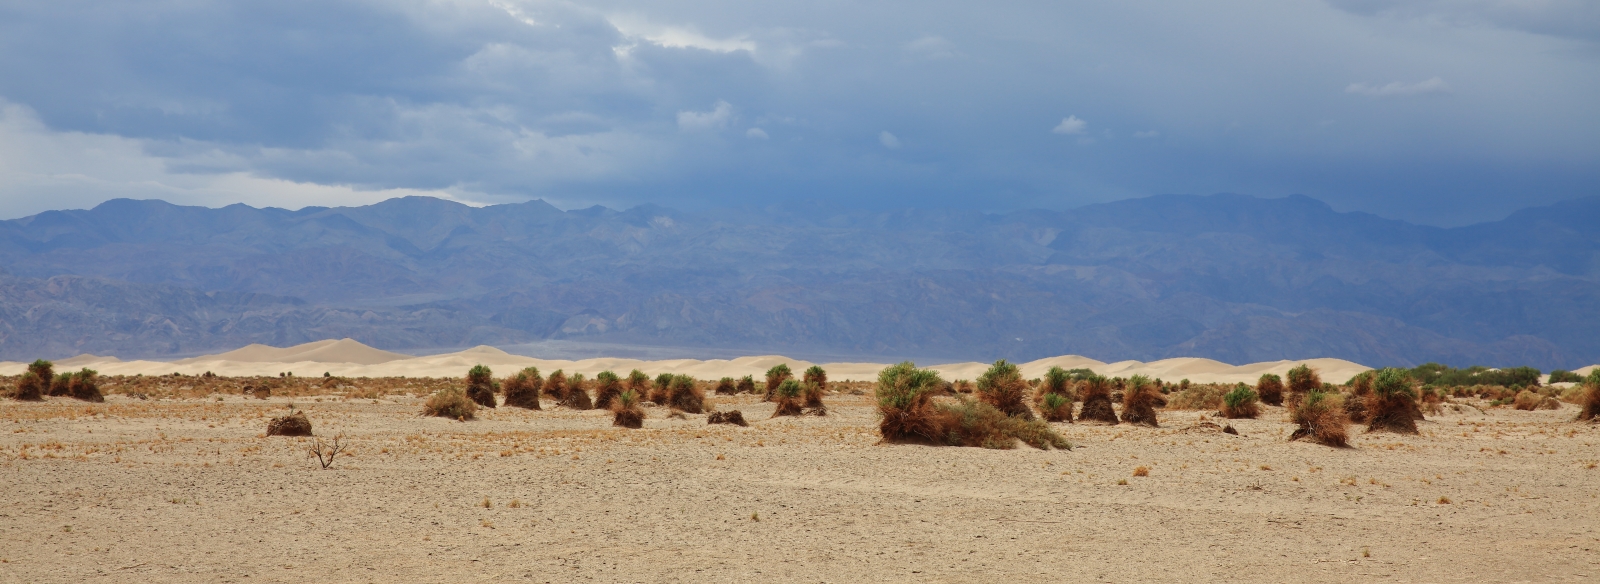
2 345 1598 583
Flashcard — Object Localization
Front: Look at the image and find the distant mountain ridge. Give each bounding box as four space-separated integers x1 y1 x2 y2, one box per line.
2 193 1597 369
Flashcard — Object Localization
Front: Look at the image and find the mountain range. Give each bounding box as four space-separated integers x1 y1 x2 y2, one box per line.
2 193 1597 370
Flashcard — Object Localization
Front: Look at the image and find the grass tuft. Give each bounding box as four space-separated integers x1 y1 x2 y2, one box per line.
424 387 477 421
1289 390 1348 447
1366 368 1419 434
1220 384 1260 419
1120 375 1162 427
1256 373 1284 406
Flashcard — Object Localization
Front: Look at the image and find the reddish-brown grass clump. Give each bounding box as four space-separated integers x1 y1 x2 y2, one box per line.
1285 364 1320 411
707 410 748 426
1578 371 1600 422
650 373 674 404
1288 390 1348 447
48 372 72 397
1513 389 1543 411
266 411 314 436
1256 373 1285 406
977 359 1034 419
560 373 594 410
1220 384 1259 419
713 377 738 395
593 371 624 410
771 379 804 417
875 362 944 443
611 390 645 429
1120 375 1162 427
626 369 651 398
764 364 793 402
1344 371 1374 423
803 365 827 392
465 365 497 408
502 367 542 410
931 398 1071 450
66 368 104 402
667 374 706 414
1366 368 1419 434
12 372 46 401
1034 366 1074 422
1077 374 1119 424
736 375 757 394
544 370 569 399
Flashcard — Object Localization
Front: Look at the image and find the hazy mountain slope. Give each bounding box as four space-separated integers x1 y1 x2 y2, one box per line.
1 194 1596 368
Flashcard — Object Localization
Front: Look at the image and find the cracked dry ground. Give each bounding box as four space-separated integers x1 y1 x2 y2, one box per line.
2 392 1597 582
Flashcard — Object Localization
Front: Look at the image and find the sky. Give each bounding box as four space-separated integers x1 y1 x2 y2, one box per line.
0 0 1596 226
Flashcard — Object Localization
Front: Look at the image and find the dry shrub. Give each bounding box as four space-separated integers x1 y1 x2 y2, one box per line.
875 362 944 443
503 367 542 410
1345 371 1374 423
1288 391 1348 447
1220 384 1259 419
1285 365 1320 411
1168 383 1227 410
713 377 738 395
977 359 1034 419
12 371 45 401
544 370 569 399
764 364 793 402
1513 389 1542 411
1120 375 1161 427
932 398 1070 450
424 387 477 420
68 368 104 402
48 373 72 397
667 374 706 414
1039 392 1073 422
771 379 804 417
626 369 651 395
560 373 594 410
1077 374 1119 424
650 373 674 404
1256 373 1284 406
707 410 748 426
1366 368 1419 434
736 375 756 394
1579 372 1600 422
266 411 313 436
611 390 644 429
593 371 624 410
465 364 497 408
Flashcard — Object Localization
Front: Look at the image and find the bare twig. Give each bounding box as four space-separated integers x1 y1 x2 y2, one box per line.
308 433 346 469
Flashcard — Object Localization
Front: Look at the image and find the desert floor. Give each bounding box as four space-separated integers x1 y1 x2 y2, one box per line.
2 391 1597 583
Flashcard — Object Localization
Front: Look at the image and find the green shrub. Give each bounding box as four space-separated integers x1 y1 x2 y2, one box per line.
1220 384 1259 419
772 378 804 417
1549 370 1583 384
503 367 542 409
764 364 793 401
803 365 827 392
933 398 1070 450
1289 391 1347 447
1368 368 1418 434
736 375 757 394
1040 392 1073 422
612 390 644 429
1256 373 1284 406
1286 365 1321 409
593 371 623 409
713 377 738 395
651 373 674 404
1120 375 1161 427
465 364 497 408
560 373 593 410
977 359 1033 419
667 374 705 414
1077 374 1118 424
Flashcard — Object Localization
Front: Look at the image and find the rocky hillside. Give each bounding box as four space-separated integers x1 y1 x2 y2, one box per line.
2 193 1597 369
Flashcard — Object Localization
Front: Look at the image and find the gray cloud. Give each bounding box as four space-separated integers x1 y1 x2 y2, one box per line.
0 0 1595 225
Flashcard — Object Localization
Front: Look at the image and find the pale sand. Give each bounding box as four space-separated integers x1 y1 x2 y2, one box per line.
2 339 1387 385
2 391 1597 582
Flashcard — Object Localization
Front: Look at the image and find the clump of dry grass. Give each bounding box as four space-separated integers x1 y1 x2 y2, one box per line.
875 361 944 443
424 387 477 420
667 374 706 414
1344 371 1374 423
802 381 827 415
1513 389 1543 411
1120 375 1162 427
1167 383 1227 410
49 372 72 397
626 369 651 398
707 410 748 426
560 373 594 410
714 377 738 395
593 371 624 410
932 398 1071 450
1366 368 1419 434
771 379 804 417
650 373 674 404
503 367 542 409
465 365 497 409
977 359 1034 419
1288 390 1348 447
736 375 756 394
803 365 827 392
764 364 793 402
1256 373 1285 406
61 368 104 402
1077 374 1119 424
266 411 313 436
1039 392 1073 422
12 371 45 401
1579 371 1600 422
1221 384 1260 419
544 370 569 399
611 390 644 429
1285 364 1320 411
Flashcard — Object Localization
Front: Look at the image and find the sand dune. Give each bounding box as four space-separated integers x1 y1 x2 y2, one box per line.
0 338 1391 384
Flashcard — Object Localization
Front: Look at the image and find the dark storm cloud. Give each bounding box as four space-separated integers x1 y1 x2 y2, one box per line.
0 0 1596 224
